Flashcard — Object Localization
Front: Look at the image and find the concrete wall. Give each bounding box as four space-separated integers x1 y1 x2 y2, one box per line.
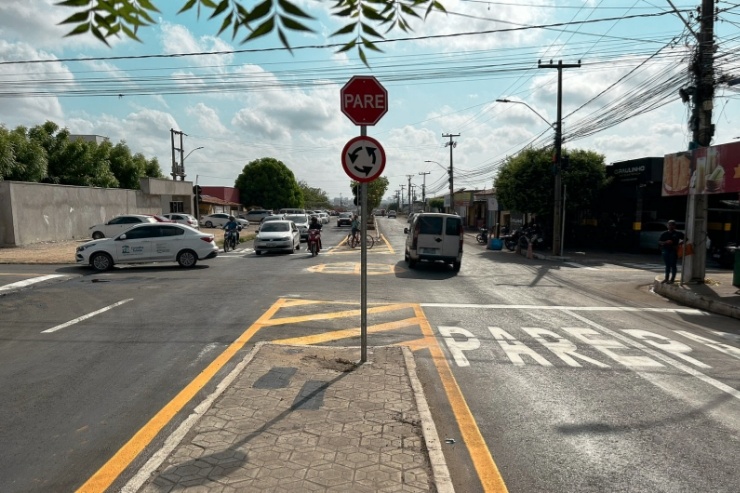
0 181 163 246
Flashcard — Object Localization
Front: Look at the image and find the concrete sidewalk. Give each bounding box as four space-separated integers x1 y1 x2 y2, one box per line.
127 344 453 493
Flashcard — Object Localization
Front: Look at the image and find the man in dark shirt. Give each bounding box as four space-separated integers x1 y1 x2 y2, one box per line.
658 220 684 284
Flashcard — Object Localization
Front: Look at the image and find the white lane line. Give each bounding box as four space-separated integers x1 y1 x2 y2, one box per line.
41 298 133 334
0 274 66 293
565 262 598 270
419 303 705 314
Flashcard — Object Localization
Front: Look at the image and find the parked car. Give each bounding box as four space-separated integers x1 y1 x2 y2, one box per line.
337 212 353 227
89 214 158 239
261 214 286 224
163 213 199 229
318 212 330 224
241 209 273 223
404 213 463 272
254 220 301 255
710 241 738 268
407 213 416 223
284 214 310 240
76 223 218 271
200 213 248 228
147 214 175 223
639 221 685 251
387 210 397 218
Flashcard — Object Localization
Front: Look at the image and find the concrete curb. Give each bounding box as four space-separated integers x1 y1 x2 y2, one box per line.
652 278 740 321
401 346 455 493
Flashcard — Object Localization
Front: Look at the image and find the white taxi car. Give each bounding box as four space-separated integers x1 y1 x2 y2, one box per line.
76 223 218 271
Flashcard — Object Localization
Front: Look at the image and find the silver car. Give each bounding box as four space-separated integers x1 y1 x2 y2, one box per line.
284 214 310 241
254 220 300 255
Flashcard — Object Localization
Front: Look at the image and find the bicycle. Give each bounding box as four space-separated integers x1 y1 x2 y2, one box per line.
348 231 374 249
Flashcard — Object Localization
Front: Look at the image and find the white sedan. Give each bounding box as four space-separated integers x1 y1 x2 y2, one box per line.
254 220 300 255
89 214 157 239
76 223 218 271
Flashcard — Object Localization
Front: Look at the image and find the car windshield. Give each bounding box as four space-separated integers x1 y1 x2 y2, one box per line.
261 223 290 232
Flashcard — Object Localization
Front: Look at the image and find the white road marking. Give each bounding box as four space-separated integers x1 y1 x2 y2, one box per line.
565 262 598 270
420 303 705 314
0 274 66 293
41 298 133 333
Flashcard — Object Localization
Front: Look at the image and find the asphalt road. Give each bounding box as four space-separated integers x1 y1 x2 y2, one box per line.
0 218 738 492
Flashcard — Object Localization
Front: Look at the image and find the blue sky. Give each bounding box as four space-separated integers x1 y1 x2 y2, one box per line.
1 0 739 206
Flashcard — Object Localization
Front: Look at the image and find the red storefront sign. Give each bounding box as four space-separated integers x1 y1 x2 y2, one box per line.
662 141 740 196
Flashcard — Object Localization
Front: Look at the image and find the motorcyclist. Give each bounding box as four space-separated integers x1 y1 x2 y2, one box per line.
309 215 322 250
223 215 241 245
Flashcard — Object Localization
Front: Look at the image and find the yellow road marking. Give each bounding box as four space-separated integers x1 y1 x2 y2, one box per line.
261 303 414 327
76 299 286 493
307 262 398 275
272 317 421 345
414 305 509 493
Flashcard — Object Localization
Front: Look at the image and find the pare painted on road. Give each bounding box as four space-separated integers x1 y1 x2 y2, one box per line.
439 326 722 370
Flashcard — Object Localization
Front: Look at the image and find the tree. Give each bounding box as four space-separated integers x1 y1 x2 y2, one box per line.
350 177 389 210
0 125 48 182
57 0 446 65
428 197 444 212
298 181 330 209
235 157 303 209
495 147 606 220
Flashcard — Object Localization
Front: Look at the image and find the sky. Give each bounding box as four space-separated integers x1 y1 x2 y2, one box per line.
1 0 739 207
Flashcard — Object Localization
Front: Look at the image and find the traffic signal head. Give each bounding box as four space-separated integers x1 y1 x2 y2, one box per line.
193 185 202 201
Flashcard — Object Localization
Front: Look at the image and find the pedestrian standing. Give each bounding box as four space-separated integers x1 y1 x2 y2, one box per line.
658 220 684 284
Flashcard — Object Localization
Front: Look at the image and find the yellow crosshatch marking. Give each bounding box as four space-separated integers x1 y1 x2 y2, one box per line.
328 233 395 255
79 297 506 493
307 262 400 275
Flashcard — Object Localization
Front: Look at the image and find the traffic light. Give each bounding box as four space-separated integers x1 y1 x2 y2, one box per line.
353 183 361 206
193 185 202 202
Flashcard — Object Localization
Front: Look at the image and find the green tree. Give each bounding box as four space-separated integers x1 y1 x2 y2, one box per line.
0 125 48 182
351 177 389 210
298 180 330 209
57 0 446 65
495 147 606 220
428 197 444 211
235 157 303 209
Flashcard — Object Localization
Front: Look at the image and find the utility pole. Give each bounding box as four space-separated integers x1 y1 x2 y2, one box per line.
443 133 459 214
170 128 187 180
406 175 414 214
419 171 430 211
686 0 715 283
538 60 581 256
400 185 405 211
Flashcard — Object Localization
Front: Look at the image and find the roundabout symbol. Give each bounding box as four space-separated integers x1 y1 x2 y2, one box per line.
341 135 386 183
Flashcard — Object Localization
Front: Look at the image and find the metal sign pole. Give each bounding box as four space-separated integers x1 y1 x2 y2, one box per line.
360 126 368 363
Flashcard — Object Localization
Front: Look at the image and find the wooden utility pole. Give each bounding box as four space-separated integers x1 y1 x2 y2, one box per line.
538 60 580 256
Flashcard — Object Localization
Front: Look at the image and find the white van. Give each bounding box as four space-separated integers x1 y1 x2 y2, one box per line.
404 213 463 272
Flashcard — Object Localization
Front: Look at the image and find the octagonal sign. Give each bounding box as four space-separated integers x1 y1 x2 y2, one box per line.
341 76 388 126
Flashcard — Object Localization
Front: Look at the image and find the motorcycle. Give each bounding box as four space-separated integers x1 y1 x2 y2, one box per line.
517 226 546 250
223 227 240 252
307 229 322 257
475 228 489 245
501 228 523 251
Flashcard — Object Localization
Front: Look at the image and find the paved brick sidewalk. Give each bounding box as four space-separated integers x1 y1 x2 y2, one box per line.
129 344 452 493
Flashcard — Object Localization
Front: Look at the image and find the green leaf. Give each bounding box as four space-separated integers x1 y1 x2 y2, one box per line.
137 0 160 13
362 37 383 52
330 23 356 37
64 22 91 36
177 0 197 15
200 0 218 7
279 15 312 32
90 25 111 46
335 40 357 54
59 11 90 25
121 23 142 42
358 46 369 67
360 22 383 39
56 0 90 6
245 0 273 23
277 0 314 19
361 5 385 21
217 12 233 36
400 5 421 18
277 27 293 53
333 7 355 18
244 16 275 42
209 0 229 19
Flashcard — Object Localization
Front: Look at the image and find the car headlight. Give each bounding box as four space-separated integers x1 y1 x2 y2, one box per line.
77 243 97 252
279 236 291 241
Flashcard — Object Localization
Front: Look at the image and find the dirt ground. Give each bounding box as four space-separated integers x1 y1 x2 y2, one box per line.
0 227 234 265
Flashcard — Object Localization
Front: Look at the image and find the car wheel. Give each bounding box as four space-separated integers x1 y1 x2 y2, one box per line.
453 260 461 272
205 221 214 228
177 250 198 268
255 250 262 256
408 258 417 269
92 231 104 240
91 252 113 271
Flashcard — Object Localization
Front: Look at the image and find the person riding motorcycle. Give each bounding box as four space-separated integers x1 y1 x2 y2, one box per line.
309 215 323 250
223 216 241 245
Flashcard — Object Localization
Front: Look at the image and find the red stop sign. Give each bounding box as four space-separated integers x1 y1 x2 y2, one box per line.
340 76 388 126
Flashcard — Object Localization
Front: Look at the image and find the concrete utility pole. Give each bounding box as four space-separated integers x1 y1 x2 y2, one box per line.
419 171 430 211
538 60 581 256
170 128 187 180
686 0 716 283
406 175 414 213
400 185 405 211
443 133 459 214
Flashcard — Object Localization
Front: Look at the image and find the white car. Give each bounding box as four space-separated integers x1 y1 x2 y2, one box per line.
76 223 218 271
200 213 248 228
284 214 311 241
318 212 330 224
162 213 199 229
254 220 301 255
89 214 157 239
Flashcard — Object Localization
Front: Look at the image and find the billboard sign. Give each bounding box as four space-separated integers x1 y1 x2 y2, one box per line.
662 141 740 196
